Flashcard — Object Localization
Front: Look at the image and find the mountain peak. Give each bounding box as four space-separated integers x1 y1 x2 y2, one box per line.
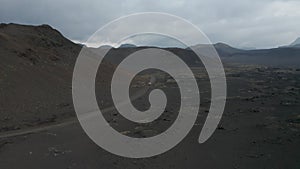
0 23 80 65
214 42 234 49
1 23 54 30
290 37 300 47
0 22 75 48
118 43 137 48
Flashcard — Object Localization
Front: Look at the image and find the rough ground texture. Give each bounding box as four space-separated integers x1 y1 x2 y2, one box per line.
0 23 119 132
0 23 300 169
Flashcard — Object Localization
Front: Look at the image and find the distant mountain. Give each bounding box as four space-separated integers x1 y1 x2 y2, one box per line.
292 44 300 48
221 46 300 67
118 43 137 48
289 37 300 47
213 43 245 57
99 44 113 49
280 37 300 48
237 46 257 50
189 42 300 67
189 42 244 57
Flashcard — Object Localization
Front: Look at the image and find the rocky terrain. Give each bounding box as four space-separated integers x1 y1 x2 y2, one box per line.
0 23 299 169
0 23 119 132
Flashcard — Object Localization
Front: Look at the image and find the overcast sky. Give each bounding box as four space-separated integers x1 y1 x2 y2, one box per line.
1 0 300 48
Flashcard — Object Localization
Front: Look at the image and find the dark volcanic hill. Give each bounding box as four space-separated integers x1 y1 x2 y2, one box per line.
217 46 300 67
213 43 245 57
190 42 300 67
118 43 137 48
190 43 244 57
0 23 83 131
100 41 300 68
0 23 114 131
0 23 80 65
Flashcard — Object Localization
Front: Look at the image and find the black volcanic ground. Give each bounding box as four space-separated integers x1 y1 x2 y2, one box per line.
0 23 300 169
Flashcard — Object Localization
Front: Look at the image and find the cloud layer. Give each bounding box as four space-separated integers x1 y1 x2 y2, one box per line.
1 0 299 48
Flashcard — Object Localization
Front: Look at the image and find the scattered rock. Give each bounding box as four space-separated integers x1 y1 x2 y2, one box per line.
56 103 70 108
48 147 71 157
217 126 225 130
246 153 264 158
250 108 260 113
286 118 300 124
0 140 13 149
0 125 20 132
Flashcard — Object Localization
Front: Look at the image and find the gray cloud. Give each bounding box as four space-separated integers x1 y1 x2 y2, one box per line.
1 0 299 48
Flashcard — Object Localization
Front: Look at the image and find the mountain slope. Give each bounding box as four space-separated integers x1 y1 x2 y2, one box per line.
118 43 137 48
290 37 300 47
0 23 83 131
0 23 80 65
0 23 117 132
190 42 300 67
213 43 245 57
